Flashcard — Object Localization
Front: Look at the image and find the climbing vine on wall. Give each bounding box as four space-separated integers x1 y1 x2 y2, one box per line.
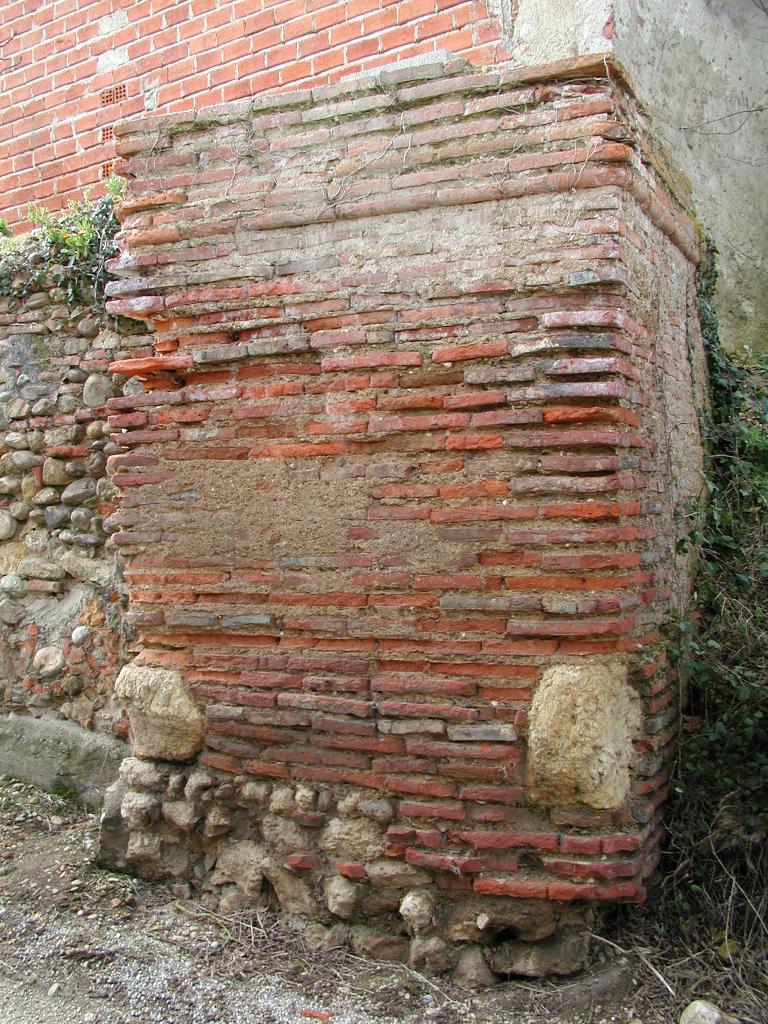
647 240 768 1023
670 241 768 835
0 177 123 310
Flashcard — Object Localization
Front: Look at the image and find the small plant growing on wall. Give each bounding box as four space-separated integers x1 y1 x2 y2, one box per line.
0 175 124 309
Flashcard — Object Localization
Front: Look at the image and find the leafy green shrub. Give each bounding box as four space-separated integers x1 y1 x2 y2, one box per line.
0 176 124 309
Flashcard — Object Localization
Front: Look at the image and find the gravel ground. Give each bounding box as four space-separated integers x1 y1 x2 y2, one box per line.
0 777 670 1024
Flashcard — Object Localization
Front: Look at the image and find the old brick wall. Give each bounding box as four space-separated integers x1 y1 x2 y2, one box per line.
0 0 511 229
99 59 707 978
3 2 765 358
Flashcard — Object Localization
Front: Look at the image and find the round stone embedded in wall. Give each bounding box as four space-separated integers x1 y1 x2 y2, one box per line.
30 397 55 416
77 316 100 338
0 598 24 625
8 501 29 520
61 477 97 505
3 432 28 450
0 476 21 495
42 457 72 486
0 574 27 598
123 376 145 397
17 556 65 580
27 431 45 454
86 450 107 478
70 507 94 529
57 394 79 414
31 485 58 505
453 946 497 989
82 374 114 409
33 646 66 677
44 505 70 530
6 398 30 419
0 509 17 540
71 625 91 646
399 889 435 935
10 450 43 471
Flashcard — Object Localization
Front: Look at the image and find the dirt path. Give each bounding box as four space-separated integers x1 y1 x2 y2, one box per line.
0 975 87 1024
0 777 665 1024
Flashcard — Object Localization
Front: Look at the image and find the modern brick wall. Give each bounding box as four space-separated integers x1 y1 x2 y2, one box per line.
99 59 707 977
1 0 510 229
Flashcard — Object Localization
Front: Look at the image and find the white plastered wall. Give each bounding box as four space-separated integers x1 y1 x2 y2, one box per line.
493 0 613 65
612 0 768 353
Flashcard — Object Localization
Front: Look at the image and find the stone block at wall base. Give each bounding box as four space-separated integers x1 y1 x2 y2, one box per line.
97 778 128 869
0 715 126 807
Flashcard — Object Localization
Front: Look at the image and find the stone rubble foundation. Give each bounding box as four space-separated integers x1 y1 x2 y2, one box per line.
0 270 147 774
106 759 595 983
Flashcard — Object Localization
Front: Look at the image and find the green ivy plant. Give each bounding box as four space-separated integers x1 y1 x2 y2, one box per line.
669 240 768 836
646 243 768 1017
0 176 124 310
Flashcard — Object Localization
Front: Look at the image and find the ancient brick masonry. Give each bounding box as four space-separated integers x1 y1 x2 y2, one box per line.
101 58 707 979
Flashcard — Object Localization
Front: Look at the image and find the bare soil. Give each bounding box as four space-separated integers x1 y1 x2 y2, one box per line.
0 777 688 1024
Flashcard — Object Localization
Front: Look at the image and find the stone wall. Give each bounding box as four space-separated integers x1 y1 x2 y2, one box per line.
0 273 149 745
97 58 707 980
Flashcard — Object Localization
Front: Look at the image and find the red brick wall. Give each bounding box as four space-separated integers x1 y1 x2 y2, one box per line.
102 60 706 948
1 0 509 228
